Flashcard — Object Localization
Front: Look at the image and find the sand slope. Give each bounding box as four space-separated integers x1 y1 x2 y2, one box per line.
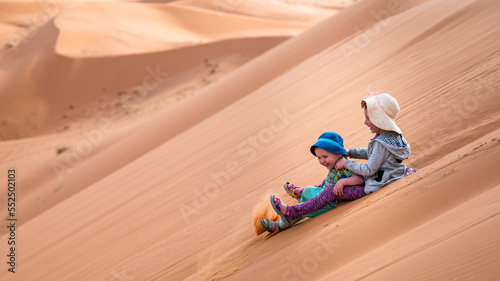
0 0 320 140
0 0 330 224
1 0 499 280
0 0 367 233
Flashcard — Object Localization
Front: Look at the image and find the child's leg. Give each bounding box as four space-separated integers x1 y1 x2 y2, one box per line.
288 185 366 219
284 182 303 199
300 186 322 202
300 186 337 218
279 170 418 221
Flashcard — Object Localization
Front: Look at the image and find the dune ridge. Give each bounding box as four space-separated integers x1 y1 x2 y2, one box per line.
0 0 499 280
53 2 311 57
0 0 319 140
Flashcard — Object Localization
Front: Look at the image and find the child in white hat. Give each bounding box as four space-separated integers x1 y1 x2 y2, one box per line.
267 93 417 231
338 93 415 193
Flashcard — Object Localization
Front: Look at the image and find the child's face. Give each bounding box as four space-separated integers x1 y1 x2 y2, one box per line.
364 108 380 134
314 147 341 170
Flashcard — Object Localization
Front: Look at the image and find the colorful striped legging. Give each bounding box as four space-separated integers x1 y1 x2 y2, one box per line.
288 168 418 220
288 184 366 220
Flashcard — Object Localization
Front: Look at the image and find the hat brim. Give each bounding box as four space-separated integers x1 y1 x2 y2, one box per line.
362 97 402 134
310 139 348 156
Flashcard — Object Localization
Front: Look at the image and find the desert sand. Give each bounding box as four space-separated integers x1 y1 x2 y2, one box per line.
0 0 499 280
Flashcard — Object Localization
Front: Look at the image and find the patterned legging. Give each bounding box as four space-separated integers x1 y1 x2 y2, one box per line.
288 168 418 220
288 185 365 219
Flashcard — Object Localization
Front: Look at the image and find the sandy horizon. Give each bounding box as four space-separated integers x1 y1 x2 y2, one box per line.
1 0 499 280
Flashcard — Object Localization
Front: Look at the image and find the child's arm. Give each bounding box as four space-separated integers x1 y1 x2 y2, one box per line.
349 148 368 159
333 174 364 196
345 143 389 177
333 148 368 170
336 142 388 177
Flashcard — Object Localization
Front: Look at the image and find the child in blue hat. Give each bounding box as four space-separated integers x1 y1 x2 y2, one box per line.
260 132 365 233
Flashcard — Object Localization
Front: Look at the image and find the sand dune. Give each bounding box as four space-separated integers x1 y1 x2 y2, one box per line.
53 2 311 57
178 0 338 23
1 0 499 280
0 0 333 229
0 0 326 140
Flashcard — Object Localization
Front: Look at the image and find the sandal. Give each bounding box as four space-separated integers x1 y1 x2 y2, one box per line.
260 218 288 234
270 194 294 227
283 182 302 200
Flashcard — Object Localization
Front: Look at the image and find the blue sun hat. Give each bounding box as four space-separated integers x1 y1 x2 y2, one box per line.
310 132 347 156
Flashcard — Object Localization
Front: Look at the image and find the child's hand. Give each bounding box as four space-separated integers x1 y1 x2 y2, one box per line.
333 181 344 197
335 158 346 170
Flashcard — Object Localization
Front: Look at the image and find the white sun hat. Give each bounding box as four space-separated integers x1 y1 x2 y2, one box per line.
361 93 402 134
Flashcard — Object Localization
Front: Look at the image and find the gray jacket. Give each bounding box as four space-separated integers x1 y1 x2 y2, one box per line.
345 132 411 194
